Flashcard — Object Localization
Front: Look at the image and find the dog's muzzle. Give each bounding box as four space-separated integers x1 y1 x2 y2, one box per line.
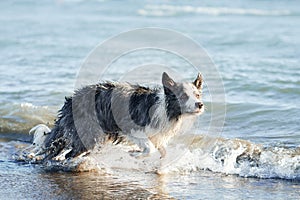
195 102 204 109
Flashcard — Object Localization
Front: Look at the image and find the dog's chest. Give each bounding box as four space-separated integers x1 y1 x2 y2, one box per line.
148 118 183 148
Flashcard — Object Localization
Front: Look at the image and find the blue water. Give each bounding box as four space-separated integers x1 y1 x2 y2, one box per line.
0 0 300 199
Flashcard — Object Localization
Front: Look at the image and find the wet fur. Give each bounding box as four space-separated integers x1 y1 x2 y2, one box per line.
37 72 204 161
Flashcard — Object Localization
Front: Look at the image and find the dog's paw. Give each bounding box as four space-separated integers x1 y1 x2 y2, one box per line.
129 150 141 158
130 151 150 159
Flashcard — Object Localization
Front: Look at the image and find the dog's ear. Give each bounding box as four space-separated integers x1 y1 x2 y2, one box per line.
193 73 203 90
162 72 176 89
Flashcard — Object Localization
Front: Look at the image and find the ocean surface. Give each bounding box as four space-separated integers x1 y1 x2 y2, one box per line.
0 0 300 199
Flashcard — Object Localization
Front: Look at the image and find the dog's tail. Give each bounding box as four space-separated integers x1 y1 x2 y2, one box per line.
14 124 51 162
29 124 51 149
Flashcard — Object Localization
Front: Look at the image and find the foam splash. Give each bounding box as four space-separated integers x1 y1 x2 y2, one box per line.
17 129 300 180
138 5 292 17
164 136 300 180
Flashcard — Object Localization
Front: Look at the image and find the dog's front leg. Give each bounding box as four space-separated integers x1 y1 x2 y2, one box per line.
158 146 166 159
130 137 156 158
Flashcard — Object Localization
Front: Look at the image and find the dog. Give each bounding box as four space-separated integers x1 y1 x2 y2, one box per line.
30 72 204 162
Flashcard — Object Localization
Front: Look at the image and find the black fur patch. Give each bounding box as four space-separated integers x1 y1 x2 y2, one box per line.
163 85 182 121
129 86 160 127
94 83 121 140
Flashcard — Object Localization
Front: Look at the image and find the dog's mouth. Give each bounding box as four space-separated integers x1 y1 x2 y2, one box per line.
193 109 203 114
185 108 204 115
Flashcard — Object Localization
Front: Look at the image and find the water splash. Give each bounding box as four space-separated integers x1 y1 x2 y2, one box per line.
16 129 300 180
164 135 300 180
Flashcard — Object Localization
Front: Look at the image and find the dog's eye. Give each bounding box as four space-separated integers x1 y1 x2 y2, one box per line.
195 94 200 98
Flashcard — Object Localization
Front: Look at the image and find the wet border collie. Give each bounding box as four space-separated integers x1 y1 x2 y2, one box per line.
30 72 204 161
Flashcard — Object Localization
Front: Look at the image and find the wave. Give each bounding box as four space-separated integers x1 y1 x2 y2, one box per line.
16 132 300 180
166 135 300 180
0 103 56 134
138 5 293 17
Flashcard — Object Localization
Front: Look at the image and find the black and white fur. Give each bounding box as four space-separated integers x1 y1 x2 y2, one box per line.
31 72 204 162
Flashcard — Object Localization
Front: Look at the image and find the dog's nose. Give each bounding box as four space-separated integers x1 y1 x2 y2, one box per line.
195 102 203 109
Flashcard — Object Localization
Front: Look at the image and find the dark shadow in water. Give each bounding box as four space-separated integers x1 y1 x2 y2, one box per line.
37 171 173 200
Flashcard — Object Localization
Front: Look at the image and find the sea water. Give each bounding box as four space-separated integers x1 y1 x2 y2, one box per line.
0 0 299 199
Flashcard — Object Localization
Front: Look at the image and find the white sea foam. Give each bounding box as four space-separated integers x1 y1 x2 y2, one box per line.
138 5 292 17
20 130 300 180
163 136 300 180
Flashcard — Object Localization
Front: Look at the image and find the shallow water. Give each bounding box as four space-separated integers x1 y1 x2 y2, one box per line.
1 136 300 199
1 0 300 199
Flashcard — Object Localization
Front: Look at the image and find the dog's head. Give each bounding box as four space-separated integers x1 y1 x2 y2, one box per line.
162 72 204 117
